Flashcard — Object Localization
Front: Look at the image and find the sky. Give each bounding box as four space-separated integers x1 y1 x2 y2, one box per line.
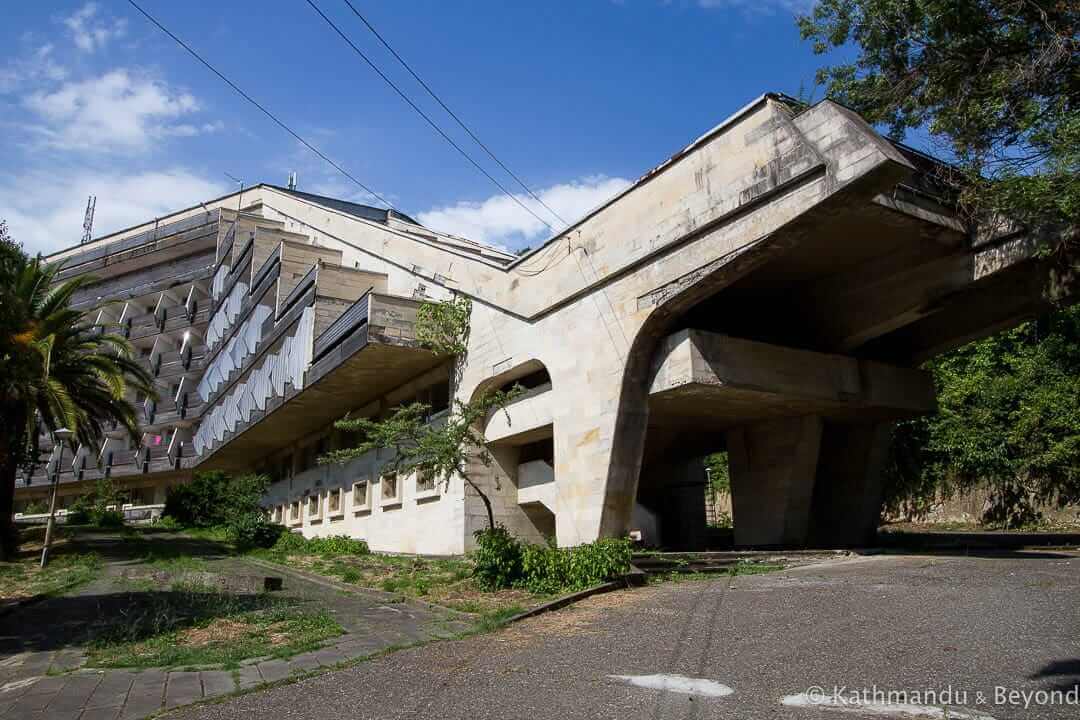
1 0 835 256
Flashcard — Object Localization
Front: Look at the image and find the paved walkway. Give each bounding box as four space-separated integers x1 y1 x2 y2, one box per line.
0 535 473 720
166 550 1080 720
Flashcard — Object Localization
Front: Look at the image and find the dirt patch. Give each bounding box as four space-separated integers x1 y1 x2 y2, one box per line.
178 618 254 648
266 621 291 646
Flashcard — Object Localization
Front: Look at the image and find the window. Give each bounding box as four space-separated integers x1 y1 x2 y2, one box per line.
328 487 343 516
416 470 437 496
352 480 370 511
289 501 301 524
380 471 400 506
308 494 321 520
272 506 283 523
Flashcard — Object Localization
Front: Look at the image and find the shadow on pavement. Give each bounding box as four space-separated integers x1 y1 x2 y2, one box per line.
1032 659 1080 693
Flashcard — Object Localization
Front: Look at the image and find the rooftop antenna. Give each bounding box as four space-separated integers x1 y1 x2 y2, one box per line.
287 171 298 191
80 195 96 244
224 172 244 213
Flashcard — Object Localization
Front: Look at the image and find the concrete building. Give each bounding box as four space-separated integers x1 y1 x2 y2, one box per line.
16 94 1069 552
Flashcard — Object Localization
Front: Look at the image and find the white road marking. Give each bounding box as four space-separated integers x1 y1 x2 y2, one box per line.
0 677 40 694
782 692 997 720
609 673 734 698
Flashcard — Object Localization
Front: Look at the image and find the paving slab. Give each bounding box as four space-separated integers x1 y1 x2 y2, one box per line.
164 673 203 709
85 671 134 709
80 706 122 720
253 659 293 684
235 666 262 691
198 671 235 699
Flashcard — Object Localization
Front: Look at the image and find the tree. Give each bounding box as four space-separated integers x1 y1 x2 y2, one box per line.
320 390 521 530
799 0 1078 278
884 304 1080 526
321 293 521 530
0 241 154 556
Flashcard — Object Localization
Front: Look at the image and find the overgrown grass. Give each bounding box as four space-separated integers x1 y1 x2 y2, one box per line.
648 559 785 585
86 580 342 670
0 553 101 602
255 541 546 616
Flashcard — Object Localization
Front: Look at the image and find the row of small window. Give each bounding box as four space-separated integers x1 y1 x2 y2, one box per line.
271 470 439 524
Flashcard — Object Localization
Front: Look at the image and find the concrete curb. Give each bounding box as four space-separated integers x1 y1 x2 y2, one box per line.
244 556 635 628
240 556 478 620
502 581 625 625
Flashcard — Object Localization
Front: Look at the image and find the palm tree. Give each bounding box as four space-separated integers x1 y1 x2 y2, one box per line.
0 242 154 557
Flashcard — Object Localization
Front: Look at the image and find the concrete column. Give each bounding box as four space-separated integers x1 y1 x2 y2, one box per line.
727 415 823 547
810 421 892 547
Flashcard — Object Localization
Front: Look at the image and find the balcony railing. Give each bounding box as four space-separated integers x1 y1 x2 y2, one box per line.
318 293 371 364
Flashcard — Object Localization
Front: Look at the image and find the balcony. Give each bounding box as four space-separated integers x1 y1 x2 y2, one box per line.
196 289 446 471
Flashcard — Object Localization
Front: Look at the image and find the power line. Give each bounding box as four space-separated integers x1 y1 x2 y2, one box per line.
125 0 396 211
303 0 557 234
339 0 568 227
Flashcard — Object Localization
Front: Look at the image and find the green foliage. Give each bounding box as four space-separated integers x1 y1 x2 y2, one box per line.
885 305 1080 526
415 295 472 357
164 472 269 528
226 513 286 550
21 499 48 515
264 532 370 558
471 526 524 591
322 386 524 529
471 526 632 594
0 231 154 556
799 0 1079 262
704 452 730 496
519 537 633 594
68 478 125 528
153 515 183 530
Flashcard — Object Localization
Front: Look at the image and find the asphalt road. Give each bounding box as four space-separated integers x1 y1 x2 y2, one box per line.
168 551 1080 720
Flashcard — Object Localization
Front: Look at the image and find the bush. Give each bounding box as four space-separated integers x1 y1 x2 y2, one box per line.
472 527 632 593
227 512 287 549
306 535 370 557
94 510 126 529
266 532 369 558
22 499 48 515
154 516 182 530
472 526 524 591
67 479 126 528
164 472 269 528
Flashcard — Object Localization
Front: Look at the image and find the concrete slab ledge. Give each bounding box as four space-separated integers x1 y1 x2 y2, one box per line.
503 581 625 624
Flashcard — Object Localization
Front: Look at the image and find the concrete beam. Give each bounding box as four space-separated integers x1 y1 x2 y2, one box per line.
648 330 934 430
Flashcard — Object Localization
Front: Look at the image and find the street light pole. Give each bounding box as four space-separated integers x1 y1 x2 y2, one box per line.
40 428 72 569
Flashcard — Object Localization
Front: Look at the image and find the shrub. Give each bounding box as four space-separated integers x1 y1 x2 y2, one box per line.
305 535 370 557
227 512 287 549
266 532 369 558
471 526 524 590
94 510 126 529
154 516 182 530
472 527 632 593
22 499 48 515
67 480 127 528
164 472 269 528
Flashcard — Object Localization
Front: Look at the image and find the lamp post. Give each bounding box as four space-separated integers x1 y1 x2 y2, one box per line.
40 427 72 569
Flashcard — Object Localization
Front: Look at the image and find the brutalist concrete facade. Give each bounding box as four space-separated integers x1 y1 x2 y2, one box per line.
19 95 1067 552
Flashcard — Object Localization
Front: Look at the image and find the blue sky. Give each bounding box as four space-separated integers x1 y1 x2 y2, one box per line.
1 0 831 255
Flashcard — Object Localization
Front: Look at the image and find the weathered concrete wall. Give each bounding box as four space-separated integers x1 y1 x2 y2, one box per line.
37 94 1060 552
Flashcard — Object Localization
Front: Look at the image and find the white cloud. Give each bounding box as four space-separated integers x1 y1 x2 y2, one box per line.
0 44 67 93
0 168 226 255
418 175 632 248
63 3 127 53
23 69 203 152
